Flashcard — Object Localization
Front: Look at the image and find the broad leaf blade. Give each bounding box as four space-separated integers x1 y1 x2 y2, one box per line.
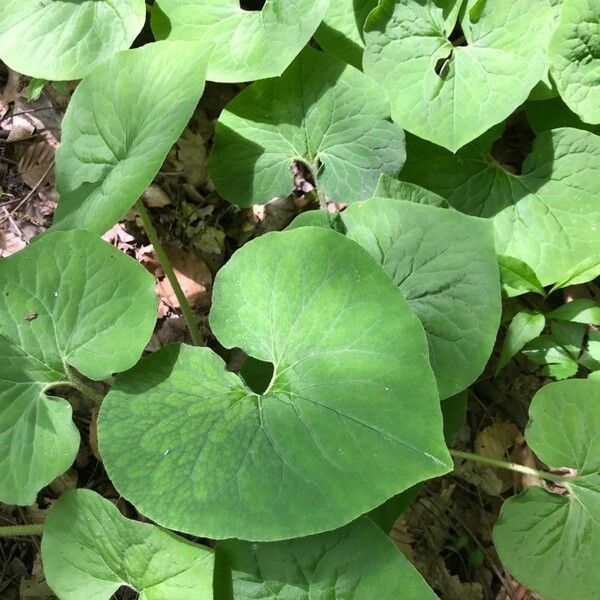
493 379 600 600
52 42 207 234
209 47 405 207
42 489 214 600
0 1 145 80
0 230 157 504
374 175 448 207
550 0 600 124
497 256 545 297
547 299 600 325
363 0 553 151
154 0 330 83
99 227 451 541
495 311 545 375
215 517 437 599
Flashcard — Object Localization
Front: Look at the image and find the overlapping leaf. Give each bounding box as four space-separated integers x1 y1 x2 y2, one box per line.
550 0 600 124
42 490 214 600
494 379 600 600
0 1 145 80
363 0 553 151
52 42 207 234
215 517 437 599
153 0 330 82
99 227 451 541
209 47 405 207
0 231 157 505
401 127 600 287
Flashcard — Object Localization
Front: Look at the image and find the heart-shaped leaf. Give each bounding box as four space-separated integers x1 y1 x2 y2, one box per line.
374 175 448 207
208 47 405 207
0 1 145 80
289 193 501 399
42 489 214 600
363 0 553 151
99 227 451 541
550 0 600 124
314 0 378 69
153 0 330 83
0 230 157 505
401 127 600 287
215 516 437 599
52 42 207 234
493 379 600 600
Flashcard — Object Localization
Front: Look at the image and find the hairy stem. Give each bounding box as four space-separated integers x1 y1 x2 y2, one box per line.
136 200 204 346
0 524 44 538
64 365 104 407
449 449 568 484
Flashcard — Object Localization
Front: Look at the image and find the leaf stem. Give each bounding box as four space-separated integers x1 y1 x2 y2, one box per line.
449 449 568 484
136 200 204 346
63 365 104 406
0 524 43 538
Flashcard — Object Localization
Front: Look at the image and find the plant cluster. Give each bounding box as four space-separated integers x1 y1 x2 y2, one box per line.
0 1 599 599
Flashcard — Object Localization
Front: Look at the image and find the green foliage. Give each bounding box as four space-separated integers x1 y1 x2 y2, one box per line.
494 379 600 600
42 489 214 600
209 48 405 207
215 516 437 599
99 228 451 541
153 0 330 82
496 312 546 375
0 230 157 505
0 1 145 80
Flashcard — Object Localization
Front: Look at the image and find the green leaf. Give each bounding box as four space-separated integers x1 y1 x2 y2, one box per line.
51 42 207 234
0 230 157 505
497 256 545 297
522 335 579 380
99 227 451 541
42 489 214 600
496 311 546 375
493 379 600 600
547 299 600 325
442 390 468 445
314 0 378 70
525 96 600 135
550 320 585 357
209 47 405 207
401 128 600 287
153 0 330 83
550 0 600 124
374 175 448 207
0 1 145 80
363 0 553 151
367 486 420 534
548 255 600 293
589 370 600 381
340 196 501 399
215 517 437 600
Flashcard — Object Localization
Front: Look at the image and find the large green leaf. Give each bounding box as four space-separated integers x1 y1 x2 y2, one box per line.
289 194 501 399
314 0 378 69
0 1 145 80
550 0 600 124
153 0 330 83
401 127 600 287
209 48 405 207
363 0 553 151
215 517 436 599
52 42 207 234
99 227 451 541
0 231 157 505
493 379 600 600
42 489 214 600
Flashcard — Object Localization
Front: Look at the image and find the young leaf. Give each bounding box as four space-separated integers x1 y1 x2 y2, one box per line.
152 0 330 83
52 42 207 234
522 335 579 380
497 256 545 297
363 0 553 151
42 489 214 600
215 517 437 600
314 0 378 70
99 227 451 541
548 255 600 293
547 299 600 325
495 311 546 375
209 47 405 207
0 231 157 505
550 0 600 124
374 175 449 208
402 128 600 287
0 1 145 80
493 379 600 600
